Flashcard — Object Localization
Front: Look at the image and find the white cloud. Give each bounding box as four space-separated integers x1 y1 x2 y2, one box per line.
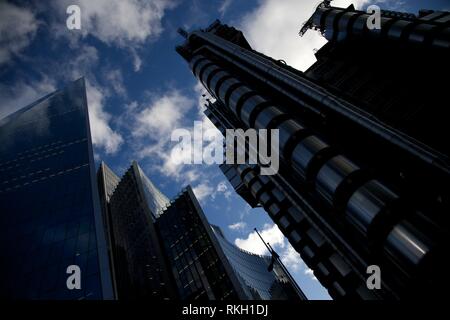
130 48 143 72
85 81 123 154
51 0 177 71
192 182 214 202
0 76 56 120
54 0 176 47
61 45 99 81
216 181 232 199
131 90 202 182
304 266 317 280
217 181 228 192
280 245 303 273
184 169 201 183
228 221 247 231
240 0 370 72
131 84 223 186
131 89 198 180
235 223 285 255
218 0 233 17
135 90 194 138
235 223 317 281
239 203 252 220
105 69 126 97
0 1 39 65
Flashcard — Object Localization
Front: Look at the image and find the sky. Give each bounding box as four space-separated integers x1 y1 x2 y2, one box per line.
0 0 448 300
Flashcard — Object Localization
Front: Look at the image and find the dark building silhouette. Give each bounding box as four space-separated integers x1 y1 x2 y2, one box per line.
0 79 114 299
98 161 176 300
98 161 305 300
96 161 124 298
176 3 449 300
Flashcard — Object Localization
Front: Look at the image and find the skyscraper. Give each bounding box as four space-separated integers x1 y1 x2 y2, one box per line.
176 3 449 300
0 78 113 299
97 161 121 298
98 161 305 300
99 161 177 300
211 225 306 300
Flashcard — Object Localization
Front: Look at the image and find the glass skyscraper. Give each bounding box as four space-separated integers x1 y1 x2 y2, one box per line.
96 161 121 298
98 161 306 300
211 225 306 300
99 161 177 300
0 78 113 299
0 76 305 300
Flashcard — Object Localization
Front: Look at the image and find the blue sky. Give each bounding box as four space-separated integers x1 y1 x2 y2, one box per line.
0 0 448 300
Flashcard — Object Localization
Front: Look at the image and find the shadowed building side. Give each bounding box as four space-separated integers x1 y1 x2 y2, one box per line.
176 3 449 300
0 78 114 299
99 162 307 300
97 161 121 299
106 162 176 300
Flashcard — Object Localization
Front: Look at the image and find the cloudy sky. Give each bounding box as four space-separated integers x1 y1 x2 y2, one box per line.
1 0 447 300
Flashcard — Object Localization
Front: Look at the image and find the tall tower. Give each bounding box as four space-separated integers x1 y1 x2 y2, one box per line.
103 161 177 300
0 78 114 299
99 161 306 300
97 161 121 298
176 4 449 300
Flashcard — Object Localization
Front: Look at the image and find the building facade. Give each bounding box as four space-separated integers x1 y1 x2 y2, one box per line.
176 3 449 300
0 78 114 299
102 161 176 300
97 161 121 298
211 225 306 300
99 161 305 300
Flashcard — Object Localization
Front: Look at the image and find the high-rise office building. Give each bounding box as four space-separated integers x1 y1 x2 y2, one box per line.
99 161 176 300
211 225 306 300
0 78 113 299
176 3 449 300
97 162 121 298
98 161 305 300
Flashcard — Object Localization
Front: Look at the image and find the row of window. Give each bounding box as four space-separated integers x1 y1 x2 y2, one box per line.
0 163 89 193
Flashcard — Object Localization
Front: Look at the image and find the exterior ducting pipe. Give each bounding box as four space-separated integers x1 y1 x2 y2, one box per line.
188 54 425 278
307 5 450 49
189 33 450 175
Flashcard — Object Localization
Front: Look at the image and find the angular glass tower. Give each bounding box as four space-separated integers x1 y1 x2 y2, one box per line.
103 161 177 300
97 161 121 298
211 225 307 300
99 161 306 300
155 186 246 300
0 78 113 299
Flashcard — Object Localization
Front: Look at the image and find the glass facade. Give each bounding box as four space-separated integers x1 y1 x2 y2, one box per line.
136 165 169 219
107 162 177 300
0 78 113 299
98 162 120 203
211 225 306 300
101 161 305 300
156 188 245 300
97 162 121 298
